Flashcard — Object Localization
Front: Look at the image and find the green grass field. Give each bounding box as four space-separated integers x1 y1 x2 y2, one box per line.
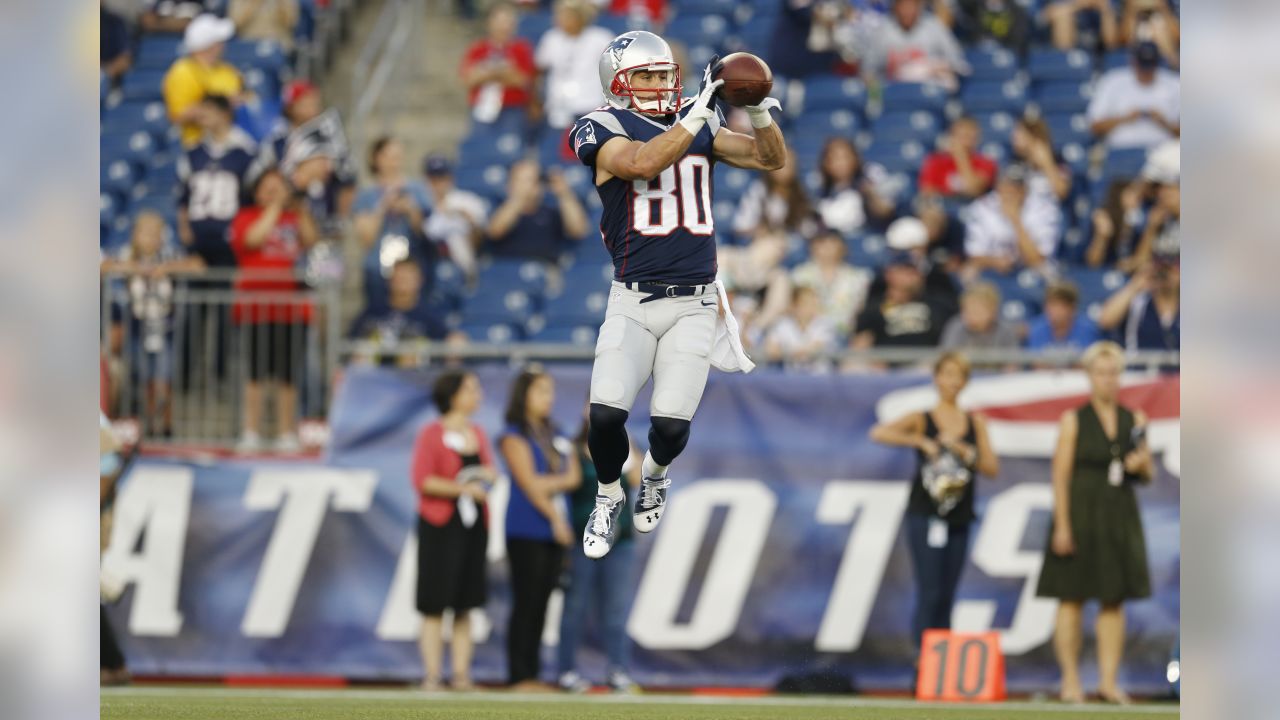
101 687 1180 720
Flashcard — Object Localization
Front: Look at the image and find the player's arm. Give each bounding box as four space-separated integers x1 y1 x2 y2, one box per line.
595 129 698 183
712 123 785 171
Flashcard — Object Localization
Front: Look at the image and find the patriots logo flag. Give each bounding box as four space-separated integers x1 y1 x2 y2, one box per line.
606 35 635 70
574 122 597 153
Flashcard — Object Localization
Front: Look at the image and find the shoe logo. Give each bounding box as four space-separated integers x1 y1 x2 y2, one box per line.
700 299 716 307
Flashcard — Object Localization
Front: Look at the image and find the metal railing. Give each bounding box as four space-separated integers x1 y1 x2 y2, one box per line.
100 268 342 449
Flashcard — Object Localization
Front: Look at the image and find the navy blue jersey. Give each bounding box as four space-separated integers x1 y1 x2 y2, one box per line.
177 127 259 242
571 101 725 285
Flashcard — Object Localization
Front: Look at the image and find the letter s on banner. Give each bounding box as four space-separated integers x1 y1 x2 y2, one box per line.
814 481 911 652
102 466 194 636
627 479 776 650
240 469 377 638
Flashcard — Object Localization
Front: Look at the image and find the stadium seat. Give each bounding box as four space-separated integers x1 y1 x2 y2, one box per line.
980 141 1010 165
714 165 755 205
459 128 524 166
461 289 536 325
101 130 156 169
871 111 942 144
792 108 862 142
596 13 634 37
1101 146 1148 182
542 287 608 326
101 193 118 235
223 40 287 74
574 235 615 265
801 75 869 113
1044 112 1094 148
1001 298 1038 323
430 263 468 311
121 69 168 101
672 0 738 17
561 261 614 289
959 80 1028 114
981 268 1046 306
537 126 576 167
527 324 598 346
1071 267 1128 307
1027 48 1094 82
965 47 1021 83
727 15 774 54
134 36 182 69
861 140 927 175
516 10 553 42
472 259 549 297
663 13 733 50
101 159 137 201
846 232 887 269
454 163 509 202
1060 142 1090 175
1032 80 1093 114
101 100 172 141
459 322 524 343
880 82 950 113
973 111 1016 146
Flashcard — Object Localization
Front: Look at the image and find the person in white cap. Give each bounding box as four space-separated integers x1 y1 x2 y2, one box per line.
141 0 219 34
163 13 244 147
864 216 960 311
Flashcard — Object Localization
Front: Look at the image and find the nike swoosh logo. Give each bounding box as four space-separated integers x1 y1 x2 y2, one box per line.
700 300 716 307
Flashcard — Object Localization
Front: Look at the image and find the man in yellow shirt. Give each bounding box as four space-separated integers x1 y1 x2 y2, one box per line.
163 14 244 147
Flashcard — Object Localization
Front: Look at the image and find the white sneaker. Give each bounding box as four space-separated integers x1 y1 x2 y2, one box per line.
633 475 671 533
558 671 591 693
583 494 625 560
236 430 263 454
608 670 639 694
274 432 301 454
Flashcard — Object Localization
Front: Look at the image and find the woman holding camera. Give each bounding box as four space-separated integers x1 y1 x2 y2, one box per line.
410 370 496 691
870 351 999 654
1037 341 1154 704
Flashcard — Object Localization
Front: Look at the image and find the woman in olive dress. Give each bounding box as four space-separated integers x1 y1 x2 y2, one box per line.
1037 341 1154 705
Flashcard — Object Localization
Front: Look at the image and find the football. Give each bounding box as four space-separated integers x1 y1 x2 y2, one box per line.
713 52 773 107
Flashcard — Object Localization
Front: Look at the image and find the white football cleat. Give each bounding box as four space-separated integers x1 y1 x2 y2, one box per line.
583 494 625 559
633 475 671 533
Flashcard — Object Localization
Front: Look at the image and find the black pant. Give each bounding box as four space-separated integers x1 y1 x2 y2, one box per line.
101 605 126 671
506 538 563 685
904 513 971 651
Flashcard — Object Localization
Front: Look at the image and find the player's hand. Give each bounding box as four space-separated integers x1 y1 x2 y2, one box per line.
700 54 724 95
679 59 725 137
743 97 781 129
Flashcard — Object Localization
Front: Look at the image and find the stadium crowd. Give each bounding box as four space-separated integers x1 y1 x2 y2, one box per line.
100 0 1180 446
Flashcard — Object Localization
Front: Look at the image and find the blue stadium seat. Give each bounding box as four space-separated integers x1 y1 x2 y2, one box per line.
792 109 862 141
1027 48 1094 82
516 10 553 41
980 141 1010 165
1032 80 1093 114
223 40 286 74
101 130 156 168
1044 112 1094 148
473 259 549 297
861 140 927 175
561 261 614 289
965 47 1021 83
459 322 524 343
135 37 182 69
846 232 887 269
880 82 950 113
684 44 720 74
471 108 529 135
527 324 599 346
596 13 635 37
459 129 525 166
714 165 755 205
1100 146 1148 182
537 126 576 167
574 235 615 265
664 13 733 50
801 75 869 113
121 69 168 101
727 15 774 54
973 111 1016 146
870 110 942 144
101 100 172 141
1071 267 1128 307
101 193 118 235
461 289 536 325
673 0 738 16
429 263 468 311
1001 298 1039 323
981 268 1046 307
1060 143 1090 175
959 80 1028 114
542 287 608 326
101 159 137 201
454 163 509 202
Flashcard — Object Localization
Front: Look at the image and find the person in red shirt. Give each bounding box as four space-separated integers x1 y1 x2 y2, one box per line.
459 3 537 123
229 168 318 454
918 116 997 199
410 370 497 691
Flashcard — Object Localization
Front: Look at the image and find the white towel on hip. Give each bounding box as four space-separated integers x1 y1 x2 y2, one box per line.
709 280 756 374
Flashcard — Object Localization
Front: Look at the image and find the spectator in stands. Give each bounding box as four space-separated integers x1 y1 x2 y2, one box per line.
1084 180 1141 270
229 168 318 454
864 0 969 90
354 137 435 311
557 403 641 694
764 286 840 373
101 2 134 83
940 281 1020 351
1025 280 1100 352
850 249 958 360
1039 0 1119 52
770 0 854 79
604 0 669 28
410 370 496 692
460 3 537 125
1011 116 1071 203
790 229 873 339
963 164 1062 275
140 0 218 34
1097 249 1179 353
1087 42 1180 150
259 80 358 228
534 0 614 128
718 229 792 346
1087 140 1177 270
870 351 998 653
177 94 258 269
348 259 460 368
422 154 490 282
485 160 588 263
1129 140 1180 266
954 0 1030 54
866 216 961 309
1037 340 1153 705
102 211 205 437
499 368 579 690
919 116 997 200
732 147 817 241
1119 0 1179 68
815 137 896 235
228 0 299 51
163 14 244 147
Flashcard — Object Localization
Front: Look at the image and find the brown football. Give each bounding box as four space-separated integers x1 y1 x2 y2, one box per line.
712 52 773 107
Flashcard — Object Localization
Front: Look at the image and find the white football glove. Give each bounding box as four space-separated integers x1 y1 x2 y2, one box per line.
744 97 782 129
679 59 725 137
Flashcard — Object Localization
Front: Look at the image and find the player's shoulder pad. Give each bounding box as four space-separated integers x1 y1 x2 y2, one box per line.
580 108 630 140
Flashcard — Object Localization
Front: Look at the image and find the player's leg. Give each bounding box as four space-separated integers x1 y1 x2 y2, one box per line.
635 300 717 532
584 287 657 558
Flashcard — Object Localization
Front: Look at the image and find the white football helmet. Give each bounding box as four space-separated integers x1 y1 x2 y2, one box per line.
598 31 682 115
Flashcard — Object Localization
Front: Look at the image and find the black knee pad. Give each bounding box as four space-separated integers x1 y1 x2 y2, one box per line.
588 403 629 433
587 404 630 484
648 416 691 466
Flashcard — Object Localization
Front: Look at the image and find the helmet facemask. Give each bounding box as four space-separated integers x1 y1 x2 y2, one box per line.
610 63 682 115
